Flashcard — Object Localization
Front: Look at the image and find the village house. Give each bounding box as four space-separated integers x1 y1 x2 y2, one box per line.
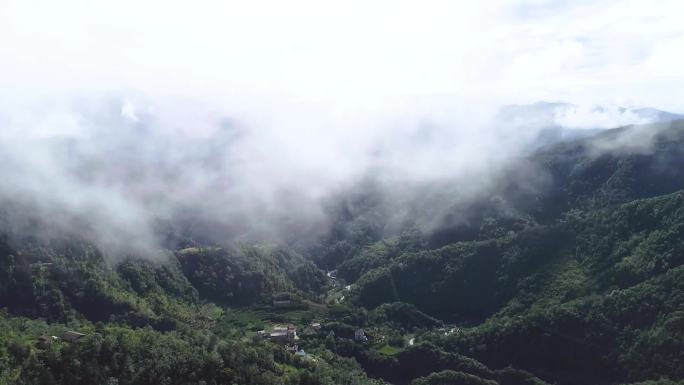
272 300 292 308
354 328 368 342
261 325 298 342
61 331 86 342
269 327 288 341
284 344 311 360
36 335 59 348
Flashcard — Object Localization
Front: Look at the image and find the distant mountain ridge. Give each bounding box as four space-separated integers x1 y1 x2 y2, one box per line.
498 101 682 128
497 101 683 148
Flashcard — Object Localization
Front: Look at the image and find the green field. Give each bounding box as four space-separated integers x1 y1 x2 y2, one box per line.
376 344 402 356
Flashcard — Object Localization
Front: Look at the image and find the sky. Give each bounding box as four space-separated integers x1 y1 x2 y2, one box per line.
1 0 683 110
0 0 683 254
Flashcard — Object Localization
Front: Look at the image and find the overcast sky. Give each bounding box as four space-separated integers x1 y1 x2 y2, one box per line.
1 0 683 112
1 0 682 252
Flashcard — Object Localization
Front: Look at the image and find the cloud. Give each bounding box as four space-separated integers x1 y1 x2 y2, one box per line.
1 0 683 108
553 105 651 129
0 0 681 255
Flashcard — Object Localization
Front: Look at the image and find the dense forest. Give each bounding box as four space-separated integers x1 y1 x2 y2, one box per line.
1 120 684 385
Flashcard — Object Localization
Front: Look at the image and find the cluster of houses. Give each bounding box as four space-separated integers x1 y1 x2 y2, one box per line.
256 324 319 360
37 330 86 348
257 324 299 342
258 322 368 345
257 322 326 343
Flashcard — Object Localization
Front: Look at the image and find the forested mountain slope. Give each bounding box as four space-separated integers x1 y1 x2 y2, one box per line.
1 120 683 385
327 120 684 384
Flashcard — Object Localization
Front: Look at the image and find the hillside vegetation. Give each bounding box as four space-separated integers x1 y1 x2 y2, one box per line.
1 120 684 385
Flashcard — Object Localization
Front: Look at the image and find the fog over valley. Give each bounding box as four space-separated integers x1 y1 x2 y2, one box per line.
1 93 680 256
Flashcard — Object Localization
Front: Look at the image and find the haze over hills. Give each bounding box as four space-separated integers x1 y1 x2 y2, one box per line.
499 102 682 129
497 102 683 148
0 96 679 259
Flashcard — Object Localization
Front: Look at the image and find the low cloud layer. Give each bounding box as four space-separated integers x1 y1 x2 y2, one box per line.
0 1 682 256
1 94 678 257
0 94 510 255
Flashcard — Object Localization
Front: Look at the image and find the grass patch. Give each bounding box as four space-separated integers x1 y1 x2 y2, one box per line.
376 344 402 356
214 309 265 336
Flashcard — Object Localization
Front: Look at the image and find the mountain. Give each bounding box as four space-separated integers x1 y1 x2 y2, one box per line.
498 102 683 129
497 102 683 148
329 119 684 384
1 120 684 385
